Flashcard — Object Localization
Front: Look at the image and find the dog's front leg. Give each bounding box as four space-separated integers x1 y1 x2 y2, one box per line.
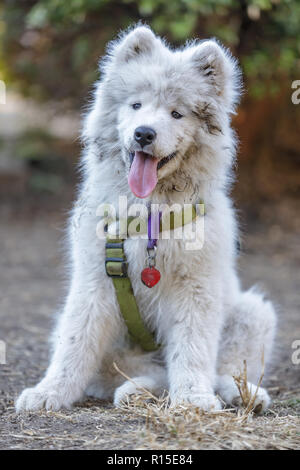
16 273 122 412
165 282 223 411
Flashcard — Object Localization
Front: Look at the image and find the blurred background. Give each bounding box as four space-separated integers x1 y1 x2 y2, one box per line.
0 0 299 426
0 0 300 218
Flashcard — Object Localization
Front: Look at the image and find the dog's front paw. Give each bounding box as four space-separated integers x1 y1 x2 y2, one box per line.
16 383 77 413
170 388 222 412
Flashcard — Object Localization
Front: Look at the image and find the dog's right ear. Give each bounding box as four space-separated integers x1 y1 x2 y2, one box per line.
110 26 158 64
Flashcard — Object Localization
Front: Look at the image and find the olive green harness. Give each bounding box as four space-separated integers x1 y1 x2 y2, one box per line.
105 204 204 351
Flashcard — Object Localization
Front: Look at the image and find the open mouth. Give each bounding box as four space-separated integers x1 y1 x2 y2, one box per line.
128 151 177 199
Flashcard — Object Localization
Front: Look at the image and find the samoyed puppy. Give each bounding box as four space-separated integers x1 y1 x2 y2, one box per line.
16 25 276 413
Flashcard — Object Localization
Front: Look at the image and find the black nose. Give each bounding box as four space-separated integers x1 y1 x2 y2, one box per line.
134 126 156 148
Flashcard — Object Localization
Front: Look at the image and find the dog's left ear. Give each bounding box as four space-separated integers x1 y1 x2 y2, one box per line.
113 26 159 64
190 40 241 110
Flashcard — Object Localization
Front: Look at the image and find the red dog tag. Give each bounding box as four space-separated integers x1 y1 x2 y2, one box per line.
141 267 161 288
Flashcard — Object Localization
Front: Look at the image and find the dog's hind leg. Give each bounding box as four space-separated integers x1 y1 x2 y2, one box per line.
216 288 277 413
86 349 167 405
113 365 167 406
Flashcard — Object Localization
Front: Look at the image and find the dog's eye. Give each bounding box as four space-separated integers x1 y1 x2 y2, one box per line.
132 103 142 110
171 111 183 119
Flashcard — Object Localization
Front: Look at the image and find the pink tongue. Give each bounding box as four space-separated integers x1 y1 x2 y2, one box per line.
128 151 158 198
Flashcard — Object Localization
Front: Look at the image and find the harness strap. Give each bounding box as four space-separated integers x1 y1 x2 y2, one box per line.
105 238 159 351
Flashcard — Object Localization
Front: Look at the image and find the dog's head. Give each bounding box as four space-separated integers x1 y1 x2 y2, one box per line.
88 26 241 199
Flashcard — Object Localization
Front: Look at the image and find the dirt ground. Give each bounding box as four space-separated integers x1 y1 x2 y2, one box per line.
0 201 299 450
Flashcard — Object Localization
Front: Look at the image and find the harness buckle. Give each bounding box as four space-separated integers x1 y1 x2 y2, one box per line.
105 258 128 277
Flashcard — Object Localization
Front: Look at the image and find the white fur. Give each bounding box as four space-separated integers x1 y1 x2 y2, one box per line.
16 25 276 414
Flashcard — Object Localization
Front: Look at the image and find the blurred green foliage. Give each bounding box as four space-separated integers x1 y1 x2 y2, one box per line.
0 0 300 104
15 128 55 162
15 127 72 193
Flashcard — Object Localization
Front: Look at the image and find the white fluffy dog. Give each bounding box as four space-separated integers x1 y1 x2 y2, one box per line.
16 25 276 413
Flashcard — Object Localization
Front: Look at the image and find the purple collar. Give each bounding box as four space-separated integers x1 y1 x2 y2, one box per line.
147 211 162 250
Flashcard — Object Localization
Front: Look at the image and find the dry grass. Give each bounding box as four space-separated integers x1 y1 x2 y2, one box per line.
113 361 300 450
2 362 299 450
117 394 299 450
232 354 265 414
4 393 299 450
